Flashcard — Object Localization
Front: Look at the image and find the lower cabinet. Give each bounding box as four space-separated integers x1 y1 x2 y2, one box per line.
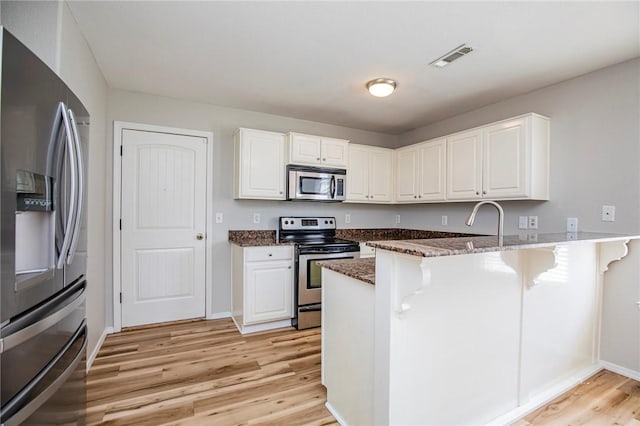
231 244 294 334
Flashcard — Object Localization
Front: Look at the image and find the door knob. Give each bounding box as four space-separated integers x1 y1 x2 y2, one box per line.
196 233 204 240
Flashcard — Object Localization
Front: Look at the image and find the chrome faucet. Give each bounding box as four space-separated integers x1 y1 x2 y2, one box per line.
465 200 504 246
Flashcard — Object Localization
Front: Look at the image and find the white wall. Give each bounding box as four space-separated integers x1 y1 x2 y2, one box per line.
1 1 109 361
107 89 399 320
397 58 640 237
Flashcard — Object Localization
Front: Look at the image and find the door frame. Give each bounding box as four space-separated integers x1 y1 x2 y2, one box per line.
112 121 214 332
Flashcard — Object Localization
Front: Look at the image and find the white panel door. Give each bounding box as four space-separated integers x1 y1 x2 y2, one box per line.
369 148 393 202
289 133 322 165
395 147 419 202
320 137 349 167
483 118 528 198
245 261 293 324
346 144 370 201
418 138 446 201
446 130 483 200
121 129 207 327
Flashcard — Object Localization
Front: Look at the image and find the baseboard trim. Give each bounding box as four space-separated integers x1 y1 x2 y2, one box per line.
206 311 232 320
87 326 114 371
232 318 293 335
325 402 347 426
600 361 640 381
488 363 603 425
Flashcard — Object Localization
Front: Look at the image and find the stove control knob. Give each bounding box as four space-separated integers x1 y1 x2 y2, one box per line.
330 220 334 224
284 220 289 225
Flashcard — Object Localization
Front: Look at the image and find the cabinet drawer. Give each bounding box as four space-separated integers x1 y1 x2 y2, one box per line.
245 246 293 262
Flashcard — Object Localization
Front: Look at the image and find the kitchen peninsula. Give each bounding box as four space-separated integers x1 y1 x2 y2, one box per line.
321 232 639 425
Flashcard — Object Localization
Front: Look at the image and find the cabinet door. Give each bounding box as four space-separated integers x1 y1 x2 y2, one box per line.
290 133 322 165
369 148 393 202
321 137 349 167
418 138 446 201
346 144 370 202
395 147 419 202
483 118 528 198
447 130 482 200
237 129 286 199
245 260 293 324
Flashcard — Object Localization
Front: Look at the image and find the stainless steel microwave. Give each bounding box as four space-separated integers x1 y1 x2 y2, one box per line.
287 165 346 202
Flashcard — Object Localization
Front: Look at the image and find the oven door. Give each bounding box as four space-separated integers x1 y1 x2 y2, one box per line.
298 251 359 306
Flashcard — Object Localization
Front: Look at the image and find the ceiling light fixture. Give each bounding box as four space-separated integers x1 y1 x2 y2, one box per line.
366 78 397 97
430 44 474 68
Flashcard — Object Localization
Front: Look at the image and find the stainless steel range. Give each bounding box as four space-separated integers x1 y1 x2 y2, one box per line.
279 217 360 329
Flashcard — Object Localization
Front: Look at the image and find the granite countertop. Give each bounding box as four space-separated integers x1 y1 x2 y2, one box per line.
228 230 291 247
367 232 638 258
318 258 376 285
229 228 475 247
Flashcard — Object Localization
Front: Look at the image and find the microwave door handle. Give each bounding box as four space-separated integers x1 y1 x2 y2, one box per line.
66 108 83 264
330 175 336 199
56 104 77 270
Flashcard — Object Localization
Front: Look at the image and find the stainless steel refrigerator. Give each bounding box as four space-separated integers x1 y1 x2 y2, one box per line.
0 28 88 425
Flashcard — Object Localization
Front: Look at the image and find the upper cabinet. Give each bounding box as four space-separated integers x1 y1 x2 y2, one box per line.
346 144 393 203
288 132 349 168
395 138 446 202
446 114 549 201
234 128 286 200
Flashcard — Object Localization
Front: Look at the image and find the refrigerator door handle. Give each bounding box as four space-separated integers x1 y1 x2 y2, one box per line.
0 322 86 426
56 103 77 270
66 108 83 264
0 287 84 353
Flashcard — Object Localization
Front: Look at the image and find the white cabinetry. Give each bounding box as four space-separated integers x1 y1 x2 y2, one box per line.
234 128 286 200
231 245 294 334
346 144 393 203
395 138 446 202
446 113 550 201
288 132 349 168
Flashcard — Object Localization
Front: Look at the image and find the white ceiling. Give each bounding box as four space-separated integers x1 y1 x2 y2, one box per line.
67 1 640 134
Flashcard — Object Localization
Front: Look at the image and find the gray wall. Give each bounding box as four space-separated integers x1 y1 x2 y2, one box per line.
1 1 109 361
397 58 640 237
107 89 400 321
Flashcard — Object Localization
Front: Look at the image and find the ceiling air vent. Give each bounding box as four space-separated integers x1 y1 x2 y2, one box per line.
430 44 474 68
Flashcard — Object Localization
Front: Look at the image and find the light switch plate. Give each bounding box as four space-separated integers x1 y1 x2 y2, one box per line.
528 216 538 229
345 214 351 224
441 215 448 226
253 213 261 224
395 214 401 224
566 217 578 232
215 212 223 223
518 216 528 229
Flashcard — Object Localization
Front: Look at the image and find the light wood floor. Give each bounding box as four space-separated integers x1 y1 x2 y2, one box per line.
87 318 640 425
86 318 337 425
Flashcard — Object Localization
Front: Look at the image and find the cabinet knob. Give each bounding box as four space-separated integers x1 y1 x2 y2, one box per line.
288 266 292 269
268 253 273 257
279 191 283 194
370 195 373 199
196 233 204 240
482 191 487 195
418 195 422 198
322 158 326 161
316 157 320 161
414 195 417 199
475 191 480 195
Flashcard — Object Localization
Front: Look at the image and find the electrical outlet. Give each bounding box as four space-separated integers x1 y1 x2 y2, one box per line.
518 216 528 229
566 217 578 232
345 214 351 224
253 213 261 224
528 216 538 229
215 212 223 224
441 215 448 226
395 214 401 224
602 205 616 222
